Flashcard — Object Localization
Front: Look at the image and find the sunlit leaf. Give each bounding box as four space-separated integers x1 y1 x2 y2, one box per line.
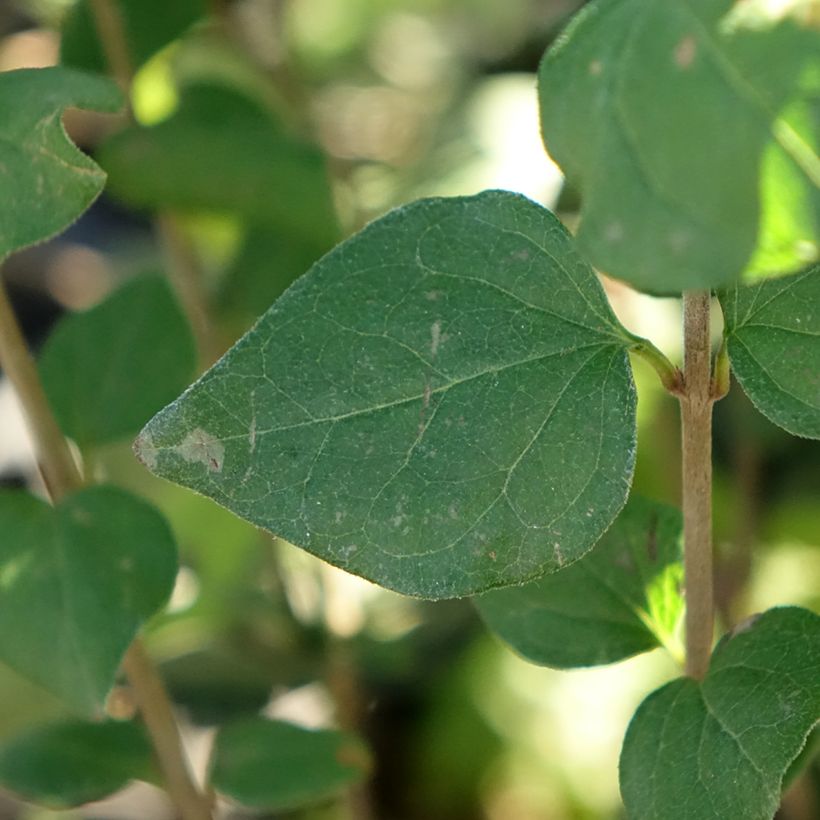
210 718 370 810
539 0 819 293
0 719 154 808
0 68 121 262
620 606 820 820
720 264 819 439
135 191 638 599
475 496 683 668
0 486 178 715
39 275 196 448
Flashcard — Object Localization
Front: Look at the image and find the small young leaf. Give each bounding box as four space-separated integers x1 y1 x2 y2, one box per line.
135 191 638 599
720 264 819 439
60 0 206 75
539 0 819 293
620 607 820 820
475 496 683 668
39 275 197 448
0 486 178 715
99 84 339 247
0 68 121 261
0 719 155 808
210 718 370 810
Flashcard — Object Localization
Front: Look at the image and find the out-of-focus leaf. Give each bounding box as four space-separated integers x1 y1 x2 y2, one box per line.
135 191 638 599
0 719 154 808
539 0 819 293
39 275 196 448
99 84 339 247
720 264 819 439
0 68 121 261
210 718 370 810
475 496 683 668
60 0 206 75
620 606 820 820
0 486 178 715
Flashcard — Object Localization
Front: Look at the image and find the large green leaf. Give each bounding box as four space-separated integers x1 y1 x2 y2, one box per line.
475 496 683 668
720 264 819 439
0 486 178 715
60 0 206 75
99 83 339 247
39 275 197 448
0 719 155 808
210 718 370 810
620 606 820 820
539 0 819 293
135 191 638 599
0 68 121 261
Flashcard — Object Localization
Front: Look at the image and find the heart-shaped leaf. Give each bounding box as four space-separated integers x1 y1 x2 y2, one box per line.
135 191 639 599
475 496 683 668
719 264 819 439
210 718 370 811
620 606 820 820
0 67 122 262
539 0 819 293
39 275 197 448
0 486 178 715
0 719 155 808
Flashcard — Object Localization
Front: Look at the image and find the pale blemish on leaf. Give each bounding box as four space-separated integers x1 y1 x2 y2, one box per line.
430 320 442 357
175 428 225 472
674 35 697 69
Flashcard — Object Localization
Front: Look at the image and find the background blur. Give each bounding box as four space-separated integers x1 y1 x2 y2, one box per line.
0 1 818 818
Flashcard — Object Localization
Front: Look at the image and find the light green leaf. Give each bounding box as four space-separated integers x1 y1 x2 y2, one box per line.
99 83 339 247
39 275 197 448
0 67 122 261
60 0 206 75
0 719 155 808
475 496 683 668
210 718 370 810
539 0 819 293
620 606 820 820
720 264 819 438
135 191 638 599
0 486 178 715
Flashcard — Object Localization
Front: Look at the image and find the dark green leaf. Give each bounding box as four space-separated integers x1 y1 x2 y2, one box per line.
39 275 197 448
620 606 820 820
475 496 683 668
135 191 638 599
60 0 206 75
539 0 819 293
210 718 370 810
720 264 819 439
0 719 154 808
0 486 178 715
0 68 121 261
99 84 339 246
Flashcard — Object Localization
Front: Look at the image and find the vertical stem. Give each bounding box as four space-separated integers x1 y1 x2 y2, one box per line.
0 273 212 820
88 0 134 88
680 290 715 679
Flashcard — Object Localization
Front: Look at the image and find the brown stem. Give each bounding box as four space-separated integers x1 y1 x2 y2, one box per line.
680 290 715 679
89 0 134 89
0 272 212 820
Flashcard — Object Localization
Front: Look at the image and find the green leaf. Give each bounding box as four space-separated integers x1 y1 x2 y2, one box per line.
135 190 638 599
39 275 197 448
720 264 820 439
60 0 206 75
0 719 155 808
539 0 819 293
0 486 178 715
620 606 820 820
210 718 370 810
99 83 339 247
0 67 122 262
475 495 683 668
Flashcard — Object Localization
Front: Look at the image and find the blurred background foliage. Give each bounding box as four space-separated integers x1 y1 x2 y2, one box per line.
0 0 817 818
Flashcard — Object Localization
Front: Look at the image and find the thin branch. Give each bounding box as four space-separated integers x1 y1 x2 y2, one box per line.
680 290 716 680
88 0 134 89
